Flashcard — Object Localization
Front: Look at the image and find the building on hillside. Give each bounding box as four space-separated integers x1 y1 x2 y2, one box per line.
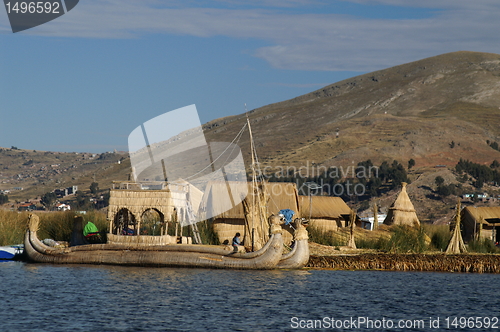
199 181 300 247
383 182 420 226
18 202 36 211
360 214 387 231
55 185 78 198
461 206 500 242
298 195 359 232
55 203 71 211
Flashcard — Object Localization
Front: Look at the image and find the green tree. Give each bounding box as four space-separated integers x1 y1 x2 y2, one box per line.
90 182 99 195
408 158 415 170
435 176 445 187
0 194 8 204
75 191 93 210
41 192 57 210
437 184 455 197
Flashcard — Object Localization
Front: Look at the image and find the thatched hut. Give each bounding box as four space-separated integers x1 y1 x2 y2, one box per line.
383 182 420 226
199 181 300 247
298 196 356 232
461 206 500 242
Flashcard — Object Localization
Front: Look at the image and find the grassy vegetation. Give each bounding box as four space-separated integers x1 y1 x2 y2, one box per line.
356 235 389 250
0 210 108 246
356 225 428 253
385 225 428 253
307 225 347 247
197 220 220 245
0 210 28 246
467 238 500 254
315 223 499 254
423 224 452 251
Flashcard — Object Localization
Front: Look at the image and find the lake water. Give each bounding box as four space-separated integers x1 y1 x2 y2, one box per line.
1 261 499 331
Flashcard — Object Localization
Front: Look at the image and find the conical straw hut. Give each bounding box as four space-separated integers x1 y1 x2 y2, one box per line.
383 182 420 226
446 199 467 254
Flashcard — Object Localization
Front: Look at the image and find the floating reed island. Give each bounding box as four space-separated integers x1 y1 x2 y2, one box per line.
304 188 500 273
307 253 500 273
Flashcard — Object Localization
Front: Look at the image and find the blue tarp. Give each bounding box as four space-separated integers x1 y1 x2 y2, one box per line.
279 209 295 225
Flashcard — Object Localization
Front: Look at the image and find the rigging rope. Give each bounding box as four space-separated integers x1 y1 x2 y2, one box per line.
184 123 248 181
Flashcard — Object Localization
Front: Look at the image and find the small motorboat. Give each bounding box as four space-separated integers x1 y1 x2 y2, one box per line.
0 245 23 260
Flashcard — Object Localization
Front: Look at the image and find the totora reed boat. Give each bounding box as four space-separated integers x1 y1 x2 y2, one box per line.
24 213 309 269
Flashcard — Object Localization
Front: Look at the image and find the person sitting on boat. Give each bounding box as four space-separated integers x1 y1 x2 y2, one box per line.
232 232 243 252
83 221 102 244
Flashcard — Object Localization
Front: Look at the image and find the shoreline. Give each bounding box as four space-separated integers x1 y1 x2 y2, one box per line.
306 253 500 273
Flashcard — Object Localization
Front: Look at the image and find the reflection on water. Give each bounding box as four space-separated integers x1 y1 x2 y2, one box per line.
2 261 499 331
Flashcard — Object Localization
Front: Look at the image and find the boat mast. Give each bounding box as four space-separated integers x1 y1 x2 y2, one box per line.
246 104 257 251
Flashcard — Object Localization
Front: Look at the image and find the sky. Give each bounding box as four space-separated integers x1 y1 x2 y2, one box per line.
1 0 500 153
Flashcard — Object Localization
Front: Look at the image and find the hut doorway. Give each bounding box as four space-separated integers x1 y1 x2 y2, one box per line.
113 208 137 235
495 226 500 243
141 208 165 236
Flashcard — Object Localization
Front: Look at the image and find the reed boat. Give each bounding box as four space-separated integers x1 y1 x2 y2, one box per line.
276 219 310 269
24 214 294 269
24 213 309 269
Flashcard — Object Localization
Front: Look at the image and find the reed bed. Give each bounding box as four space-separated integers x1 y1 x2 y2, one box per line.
0 210 29 246
0 210 108 245
308 253 500 273
307 225 347 247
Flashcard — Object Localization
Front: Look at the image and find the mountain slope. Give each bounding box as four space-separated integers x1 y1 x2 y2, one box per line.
203 51 500 169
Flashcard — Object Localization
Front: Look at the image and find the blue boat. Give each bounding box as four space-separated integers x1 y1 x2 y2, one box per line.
0 245 23 260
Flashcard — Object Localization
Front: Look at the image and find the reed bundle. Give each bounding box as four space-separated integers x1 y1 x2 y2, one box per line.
308 254 500 273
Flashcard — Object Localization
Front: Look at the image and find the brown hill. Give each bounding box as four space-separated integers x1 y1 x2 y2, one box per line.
203 51 500 169
0 148 130 201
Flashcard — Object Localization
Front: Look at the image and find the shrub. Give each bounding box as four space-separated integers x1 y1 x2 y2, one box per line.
467 238 500 253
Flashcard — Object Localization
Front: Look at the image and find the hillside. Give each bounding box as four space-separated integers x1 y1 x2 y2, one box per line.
201 51 500 223
0 148 130 201
203 51 500 168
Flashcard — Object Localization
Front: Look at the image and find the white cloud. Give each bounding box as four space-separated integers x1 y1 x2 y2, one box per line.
3 0 500 71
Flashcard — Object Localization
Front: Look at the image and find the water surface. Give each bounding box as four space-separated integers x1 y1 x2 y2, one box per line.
1 262 499 331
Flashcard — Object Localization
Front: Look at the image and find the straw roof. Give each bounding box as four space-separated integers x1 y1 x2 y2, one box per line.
298 196 351 219
199 181 300 220
383 182 420 226
461 206 500 225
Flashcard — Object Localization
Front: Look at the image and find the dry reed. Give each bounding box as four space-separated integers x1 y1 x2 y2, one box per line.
308 253 500 273
0 210 29 246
